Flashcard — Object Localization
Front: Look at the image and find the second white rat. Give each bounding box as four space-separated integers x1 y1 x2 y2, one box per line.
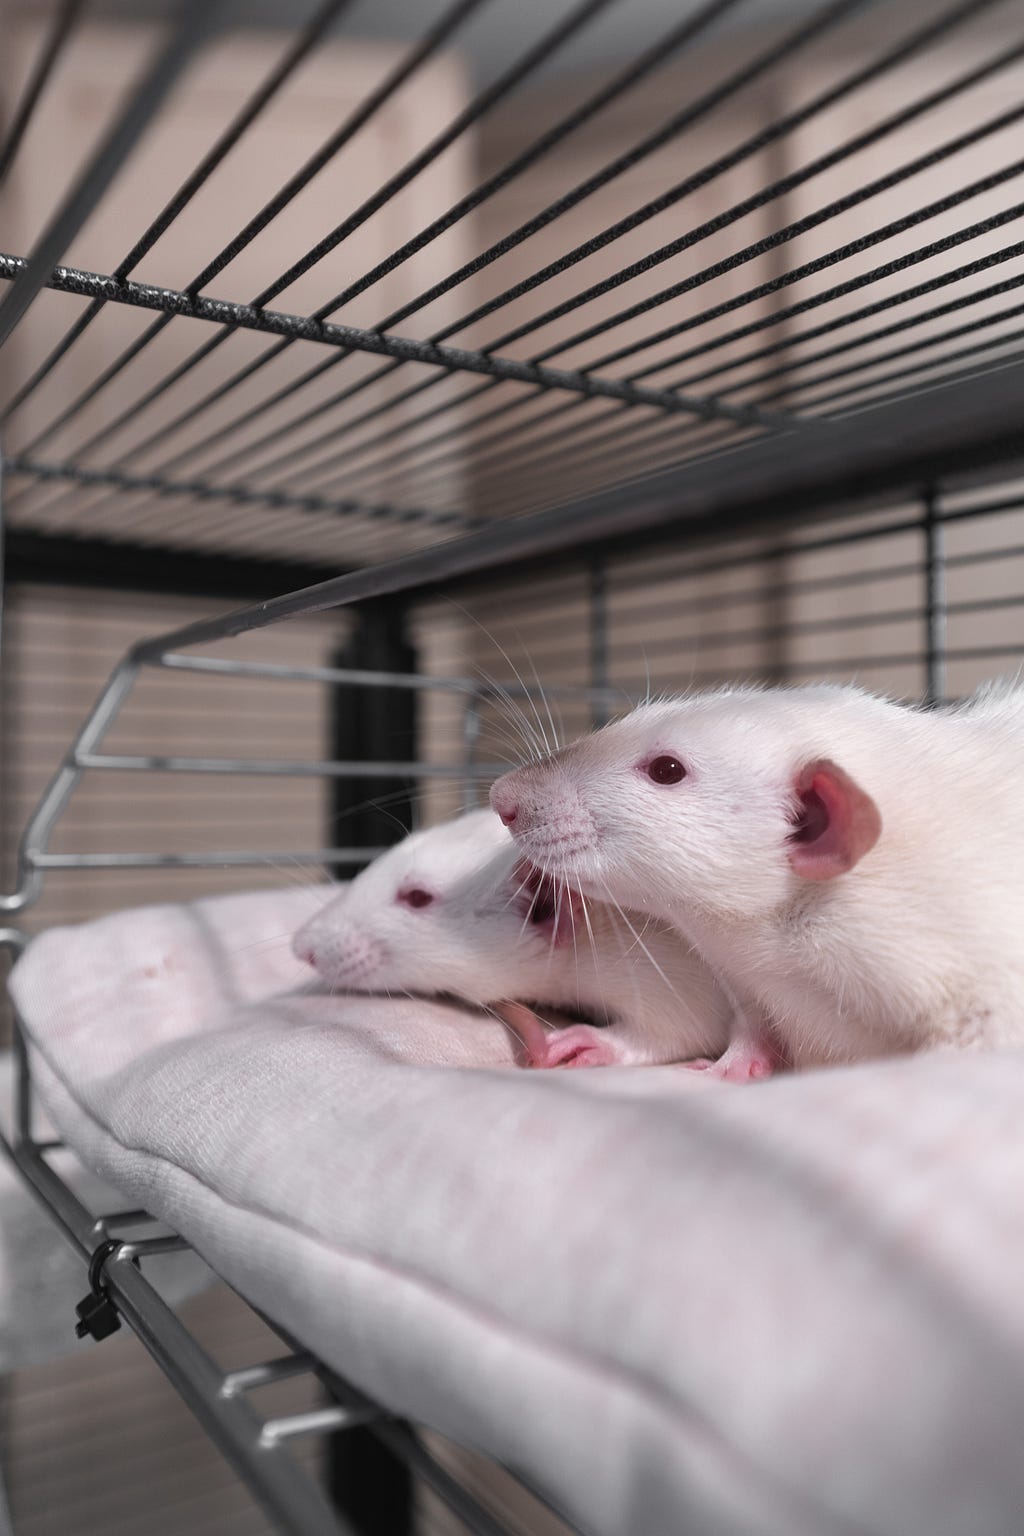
292 808 731 1069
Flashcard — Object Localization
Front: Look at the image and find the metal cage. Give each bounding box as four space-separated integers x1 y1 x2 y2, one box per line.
2 0 1024 1530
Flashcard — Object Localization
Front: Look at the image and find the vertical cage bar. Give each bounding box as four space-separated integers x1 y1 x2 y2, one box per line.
923 487 947 706
589 557 610 727
330 603 419 856
462 689 483 809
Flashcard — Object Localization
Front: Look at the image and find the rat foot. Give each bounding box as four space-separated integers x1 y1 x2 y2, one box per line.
677 1035 779 1083
495 1002 620 1069
532 1023 621 1069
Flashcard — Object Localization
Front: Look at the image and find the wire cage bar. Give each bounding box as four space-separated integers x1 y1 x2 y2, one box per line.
1 976 537 1535
2 0 1024 1530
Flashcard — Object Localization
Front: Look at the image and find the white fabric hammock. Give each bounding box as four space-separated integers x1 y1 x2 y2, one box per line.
10 884 1024 1536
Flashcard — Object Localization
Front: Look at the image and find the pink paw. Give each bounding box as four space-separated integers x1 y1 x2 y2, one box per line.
537 1024 620 1070
675 1043 778 1083
495 1003 620 1070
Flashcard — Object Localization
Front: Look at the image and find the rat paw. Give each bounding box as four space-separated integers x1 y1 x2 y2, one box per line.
534 1024 620 1070
675 1043 778 1082
494 1003 620 1070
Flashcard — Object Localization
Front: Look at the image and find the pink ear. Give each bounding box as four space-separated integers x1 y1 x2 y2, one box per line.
788 758 882 881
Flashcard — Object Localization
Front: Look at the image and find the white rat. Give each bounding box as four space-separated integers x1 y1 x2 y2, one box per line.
292 807 731 1069
489 679 1024 1082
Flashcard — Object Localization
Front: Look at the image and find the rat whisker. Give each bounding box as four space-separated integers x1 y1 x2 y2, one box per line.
443 598 547 762
596 877 684 1006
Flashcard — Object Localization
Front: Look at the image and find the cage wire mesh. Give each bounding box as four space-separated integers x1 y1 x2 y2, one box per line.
1 0 1024 1533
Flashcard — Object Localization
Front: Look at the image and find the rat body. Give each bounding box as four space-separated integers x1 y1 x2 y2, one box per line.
292 808 731 1069
489 680 1024 1080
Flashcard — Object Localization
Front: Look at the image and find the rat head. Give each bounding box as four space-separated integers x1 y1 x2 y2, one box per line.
291 807 583 1003
489 687 884 924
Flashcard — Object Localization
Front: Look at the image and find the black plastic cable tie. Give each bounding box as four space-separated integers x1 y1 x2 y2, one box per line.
74 1238 128 1342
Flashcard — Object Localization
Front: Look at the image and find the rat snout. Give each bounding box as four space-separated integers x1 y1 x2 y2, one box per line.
489 778 519 827
490 766 541 834
292 911 386 987
489 764 597 867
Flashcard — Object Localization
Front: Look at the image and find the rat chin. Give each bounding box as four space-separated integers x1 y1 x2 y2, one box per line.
527 845 604 894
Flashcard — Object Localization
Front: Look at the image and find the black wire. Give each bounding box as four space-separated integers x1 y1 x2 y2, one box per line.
0 251 784 427
0 0 223 354
446 413 726 528
760 304 1024 412
300 393 598 503
10 0 489 465
150 356 411 483
104 0 746 497
605 591 1024 660
145 0 1012 517
430 0 875 351
540 94 1024 374
310 0 746 331
5 454 473 528
263 0 622 316
263 227 1024 508
0 0 84 188
662 237 1024 389
813 340 1024 426
626 197 1024 385
225 377 511 497
528 303 1024 505
25 0 861 525
445 0 1000 353
0 0 357 429
676 264 1024 397
21 0 611 491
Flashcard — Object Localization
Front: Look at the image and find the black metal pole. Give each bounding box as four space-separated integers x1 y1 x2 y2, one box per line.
329 600 419 854
327 598 417 1533
923 487 946 707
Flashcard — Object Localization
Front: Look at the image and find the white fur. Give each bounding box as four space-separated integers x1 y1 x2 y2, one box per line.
292 808 730 1066
489 681 1024 1069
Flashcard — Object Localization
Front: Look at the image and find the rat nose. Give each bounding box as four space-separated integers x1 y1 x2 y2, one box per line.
490 782 519 827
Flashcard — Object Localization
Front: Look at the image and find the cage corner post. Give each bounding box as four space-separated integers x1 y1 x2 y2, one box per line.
330 597 419 855
327 594 417 1534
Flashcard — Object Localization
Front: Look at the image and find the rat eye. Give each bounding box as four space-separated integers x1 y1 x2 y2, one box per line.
397 887 434 910
646 755 687 785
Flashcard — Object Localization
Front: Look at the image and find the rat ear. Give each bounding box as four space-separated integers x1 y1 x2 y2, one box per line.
788 758 881 881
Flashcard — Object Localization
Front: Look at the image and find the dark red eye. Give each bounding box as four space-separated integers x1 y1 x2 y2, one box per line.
398 887 434 909
646 755 686 785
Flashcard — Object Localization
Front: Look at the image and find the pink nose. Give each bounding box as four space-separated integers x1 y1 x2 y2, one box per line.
490 783 519 827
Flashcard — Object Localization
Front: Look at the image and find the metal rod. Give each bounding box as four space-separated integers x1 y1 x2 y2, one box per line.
0 0 358 430
526 47 1024 368
122 1233 195 1257
101 1246 354 1535
0 0 84 188
154 652 620 703
74 752 504 780
370 1421 521 1536
0 252 782 432
6 455 471 531
261 1405 381 1446
923 489 947 707
462 690 483 811
0 0 224 351
589 558 610 728
27 849 386 870
221 1356 318 1398
111 353 1024 660
0 1071 355 1536
1 658 142 912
